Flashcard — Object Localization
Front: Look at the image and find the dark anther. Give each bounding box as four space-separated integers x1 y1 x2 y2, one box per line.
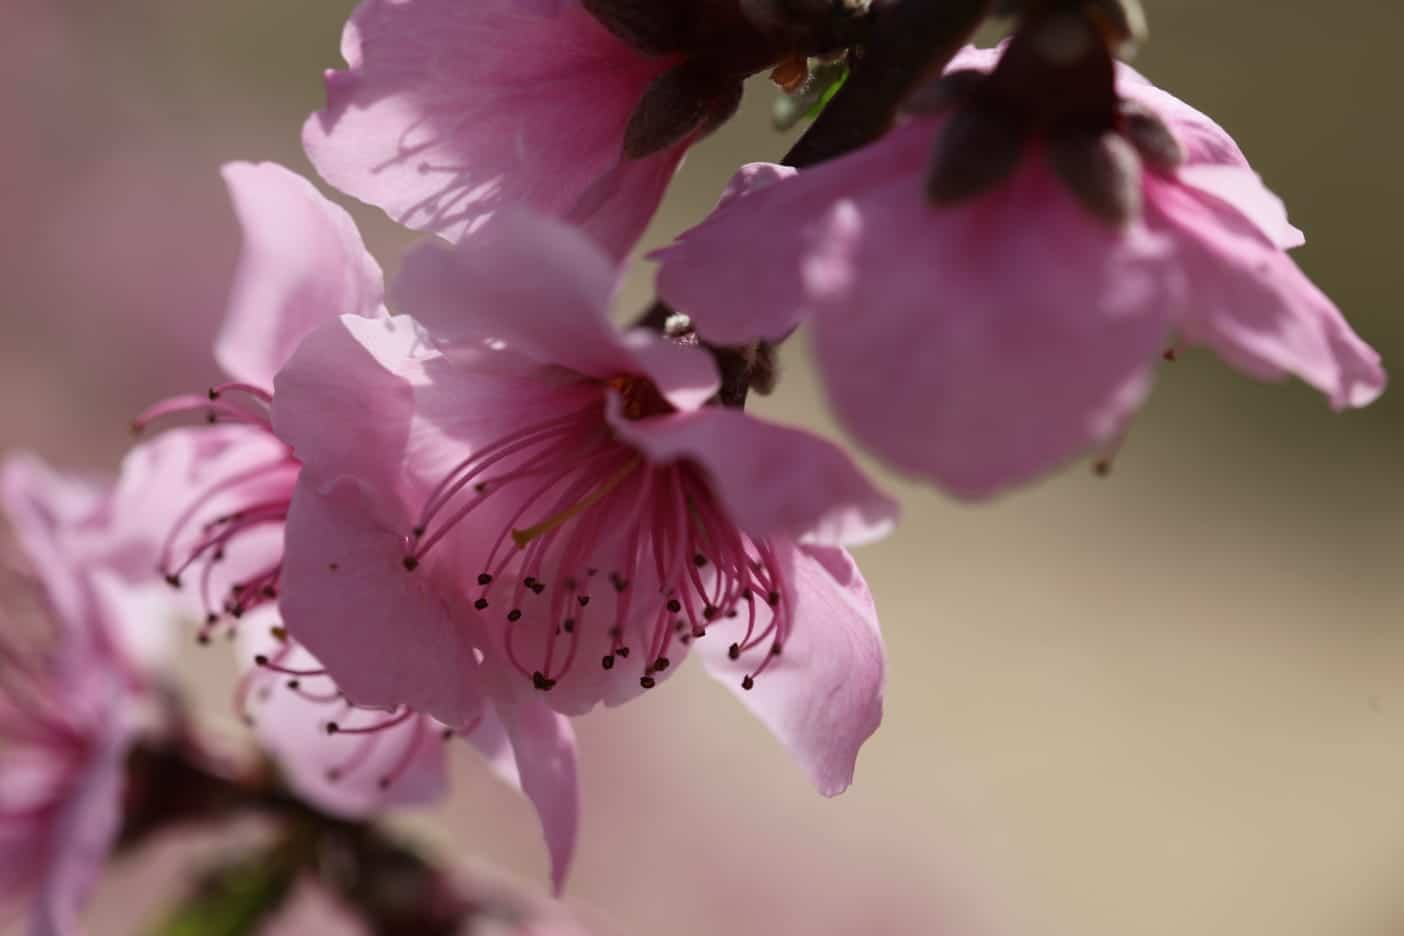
206 613 219 625
741 675 755 691
478 572 493 586
253 654 269 667
602 654 616 670
693 553 709 567
577 594 590 607
563 619 576 633
728 643 741 660
328 562 339 571
163 573 182 589
703 605 718 620
564 576 578 591
213 548 225 561
474 482 488 493
402 556 420 571
260 586 277 599
680 635 692 645
196 633 211 646
692 627 707 639
507 609 522 622
610 573 629 592
231 583 246 594
474 598 489 610
609 626 622 639
530 581 546 595
771 643 783 655
675 620 686 633
767 590 781 606
377 777 392 790
727 609 739 618
325 722 341 735
207 387 220 400
640 676 657 689
441 729 454 740
617 646 631 659
524 576 538 589
667 598 682 613
653 656 671 672
205 412 217 424
287 679 300 690
411 525 425 537
532 671 555 691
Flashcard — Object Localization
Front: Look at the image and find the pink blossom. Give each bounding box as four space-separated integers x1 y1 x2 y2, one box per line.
122 161 580 890
273 209 896 796
302 0 699 259
652 44 1386 498
0 457 144 936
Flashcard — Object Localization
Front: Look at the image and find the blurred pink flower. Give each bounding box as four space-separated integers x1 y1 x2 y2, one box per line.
302 0 700 259
653 44 1386 498
274 210 895 796
0 455 161 936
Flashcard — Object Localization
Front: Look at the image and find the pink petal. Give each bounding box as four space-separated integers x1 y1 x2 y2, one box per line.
467 701 579 895
651 160 848 347
1151 179 1386 409
391 211 719 408
808 151 1175 496
1177 164 1305 250
281 476 490 729
216 162 384 388
608 404 898 547
273 314 426 495
302 0 682 259
697 541 884 796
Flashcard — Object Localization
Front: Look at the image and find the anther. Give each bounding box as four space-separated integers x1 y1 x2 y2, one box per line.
325 721 341 735
287 679 300 690
563 619 576 633
653 656 670 672
474 598 489 611
507 609 522 622
531 671 556 691
164 573 182 588
602 654 615 670
703 605 718 620
577 595 590 607
402 556 419 571
441 729 454 740
771 643 783 656
741 675 755 691
640 676 657 689
666 599 682 613
767 591 780 606
253 654 269 666
377 777 392 790
477 572 493 585
728 643 741 660
693 553 709 567
617 646 631 659
610 573 628 592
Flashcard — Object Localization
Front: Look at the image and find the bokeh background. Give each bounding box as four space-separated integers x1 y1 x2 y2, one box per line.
3 1 1402 934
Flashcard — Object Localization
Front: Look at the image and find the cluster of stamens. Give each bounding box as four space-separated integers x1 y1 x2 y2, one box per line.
132 382 298 642
403 376 790 694
241 631 457 792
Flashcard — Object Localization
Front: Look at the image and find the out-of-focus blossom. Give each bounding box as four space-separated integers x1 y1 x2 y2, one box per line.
0 455 169 936
303 0 700 259
274 209 895 796
653 40 1386 498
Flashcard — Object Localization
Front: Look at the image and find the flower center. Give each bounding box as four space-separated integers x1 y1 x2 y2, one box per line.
405 377 789 695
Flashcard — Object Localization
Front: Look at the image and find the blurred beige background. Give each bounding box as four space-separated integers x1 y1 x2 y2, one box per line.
2 1 1402 934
